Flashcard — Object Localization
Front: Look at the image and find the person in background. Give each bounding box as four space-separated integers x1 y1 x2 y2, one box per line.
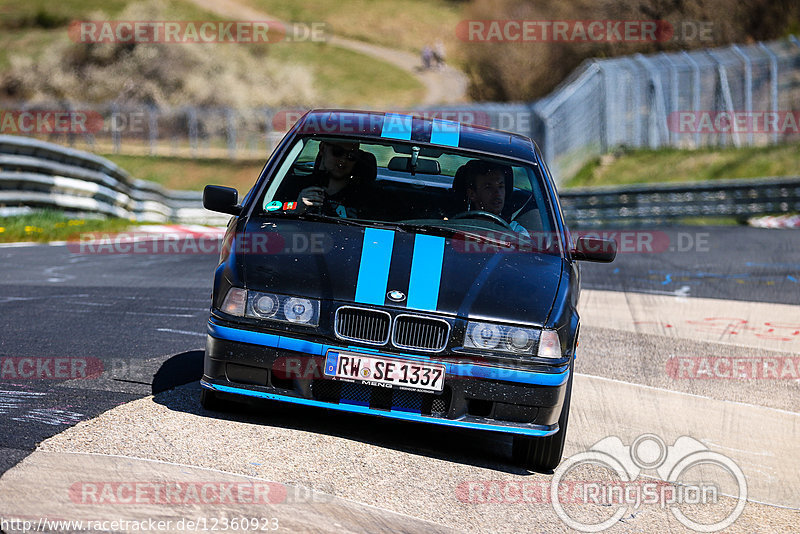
421 45 433 70
432 40 446 69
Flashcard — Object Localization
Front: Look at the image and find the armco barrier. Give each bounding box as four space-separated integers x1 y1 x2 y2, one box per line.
559 176 800 227
0 135 224 224
2 135 798 227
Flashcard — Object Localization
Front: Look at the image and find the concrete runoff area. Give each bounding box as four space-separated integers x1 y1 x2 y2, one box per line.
579 290 800 353
0 380 796 533
1 290 798 532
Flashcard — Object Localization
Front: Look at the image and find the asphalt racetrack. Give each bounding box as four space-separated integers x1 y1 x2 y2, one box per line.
0 226 798 533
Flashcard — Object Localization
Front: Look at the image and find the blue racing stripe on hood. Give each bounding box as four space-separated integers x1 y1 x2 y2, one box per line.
380 113 413 140
407 234 445 311
355 227 395 305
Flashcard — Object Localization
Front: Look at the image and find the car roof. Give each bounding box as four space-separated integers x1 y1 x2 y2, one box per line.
294 109 539 163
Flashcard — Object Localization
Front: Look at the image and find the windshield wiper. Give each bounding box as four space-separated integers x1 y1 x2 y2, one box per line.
393 222 517 249
266 211 374 228
265 213 517 249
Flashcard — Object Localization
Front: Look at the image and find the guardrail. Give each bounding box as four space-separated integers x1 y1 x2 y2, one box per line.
559 176 800 227
0 135 223 224
3 134 798 227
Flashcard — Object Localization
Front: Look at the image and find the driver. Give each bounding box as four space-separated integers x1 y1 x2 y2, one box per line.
461 160 529 236
276 140 374 218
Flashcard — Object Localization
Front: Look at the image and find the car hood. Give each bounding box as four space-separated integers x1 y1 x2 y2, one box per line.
238 219 563 324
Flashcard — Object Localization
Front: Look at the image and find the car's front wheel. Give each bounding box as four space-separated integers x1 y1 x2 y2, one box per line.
512 365 573 471
200 388 229 412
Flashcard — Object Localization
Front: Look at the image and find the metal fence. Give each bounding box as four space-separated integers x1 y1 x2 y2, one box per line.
430 36 800 182
2 37 799 184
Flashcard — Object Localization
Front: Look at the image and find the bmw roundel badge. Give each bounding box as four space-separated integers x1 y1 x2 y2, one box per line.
387 290 406 302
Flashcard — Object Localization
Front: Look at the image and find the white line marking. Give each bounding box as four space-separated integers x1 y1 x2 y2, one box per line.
157 328 206 337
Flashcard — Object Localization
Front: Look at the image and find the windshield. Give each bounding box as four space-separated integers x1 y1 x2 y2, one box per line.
258 136 562 255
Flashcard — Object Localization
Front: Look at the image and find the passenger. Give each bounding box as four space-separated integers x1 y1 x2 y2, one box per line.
276 140 376 218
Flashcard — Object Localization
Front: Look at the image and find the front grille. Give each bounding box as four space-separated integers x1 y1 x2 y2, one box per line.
392 314 450 352
335 307 391 345
311 379 451 416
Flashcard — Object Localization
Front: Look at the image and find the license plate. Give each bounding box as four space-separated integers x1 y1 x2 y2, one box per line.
323 350 445 393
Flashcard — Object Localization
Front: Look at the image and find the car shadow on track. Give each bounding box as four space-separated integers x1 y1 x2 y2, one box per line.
150 351 543 475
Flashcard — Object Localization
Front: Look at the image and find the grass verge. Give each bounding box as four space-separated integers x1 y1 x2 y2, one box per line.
102 154 264 191
247 0 463 58
0 0 425 107
566 142 800 188
0 210 137 243
267 41 425 107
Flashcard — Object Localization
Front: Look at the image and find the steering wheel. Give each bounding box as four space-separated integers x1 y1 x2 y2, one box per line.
451 210 515 231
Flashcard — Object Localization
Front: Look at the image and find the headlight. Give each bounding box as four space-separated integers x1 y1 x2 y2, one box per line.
468 323 501 349
220 289 319 326
507 327 534 352
247 291 319 326
464 321 540 355
284 297 315 324
252 294 279 318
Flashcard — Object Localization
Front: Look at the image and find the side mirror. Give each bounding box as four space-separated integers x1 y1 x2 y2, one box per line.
203 185 241 216
571 236 616 263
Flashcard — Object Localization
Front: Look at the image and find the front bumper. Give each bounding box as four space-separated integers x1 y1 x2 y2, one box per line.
203 320 570 437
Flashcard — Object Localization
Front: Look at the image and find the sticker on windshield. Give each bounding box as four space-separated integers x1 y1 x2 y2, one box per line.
265 200 283 211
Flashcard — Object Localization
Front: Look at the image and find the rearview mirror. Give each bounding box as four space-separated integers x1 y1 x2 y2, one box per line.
203 185 241 216
387 156 441 175
571 236 616 262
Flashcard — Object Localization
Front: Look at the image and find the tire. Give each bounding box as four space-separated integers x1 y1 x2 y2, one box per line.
200 388 228 412
512 364 573 471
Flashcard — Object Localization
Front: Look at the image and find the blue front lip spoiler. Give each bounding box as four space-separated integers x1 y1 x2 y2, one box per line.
208 321 569 387
201 379 557 437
